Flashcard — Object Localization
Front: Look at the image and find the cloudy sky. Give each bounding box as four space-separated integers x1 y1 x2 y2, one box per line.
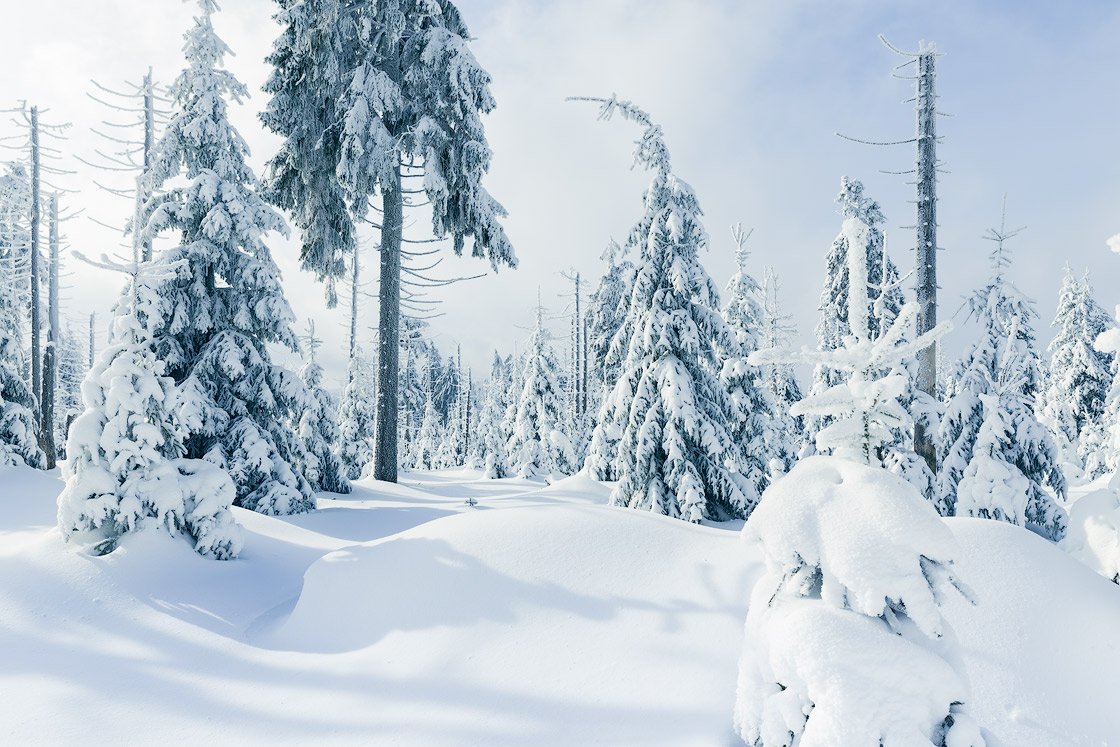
3 0 1120 390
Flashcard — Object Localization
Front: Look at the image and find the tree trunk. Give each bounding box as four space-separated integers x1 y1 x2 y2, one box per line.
373 165 403 482
29 106 41 415
913 48 938 473
141 68 155 263
88 313 95 368
40 193 58 467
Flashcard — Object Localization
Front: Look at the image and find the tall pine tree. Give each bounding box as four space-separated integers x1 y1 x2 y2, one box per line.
576 96 754 521
338 347 376 480
144 0 315 516
262 0 516 483
296 321 350 494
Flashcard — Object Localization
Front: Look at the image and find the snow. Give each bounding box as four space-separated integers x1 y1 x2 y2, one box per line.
2 463 1119 745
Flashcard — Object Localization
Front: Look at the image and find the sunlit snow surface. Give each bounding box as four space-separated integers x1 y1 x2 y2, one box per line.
0 465 1117 745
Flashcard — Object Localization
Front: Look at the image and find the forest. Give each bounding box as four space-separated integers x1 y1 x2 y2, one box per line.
0 1 1118 746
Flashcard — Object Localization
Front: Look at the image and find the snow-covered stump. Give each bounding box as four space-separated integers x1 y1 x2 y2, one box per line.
733 456 984 747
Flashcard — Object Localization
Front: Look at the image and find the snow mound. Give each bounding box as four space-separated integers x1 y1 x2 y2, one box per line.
269 503 757 744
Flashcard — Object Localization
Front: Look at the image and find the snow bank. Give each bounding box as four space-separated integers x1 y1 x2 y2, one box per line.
735 456 983 746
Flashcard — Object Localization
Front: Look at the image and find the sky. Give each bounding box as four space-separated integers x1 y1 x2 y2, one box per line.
2 0 1120 392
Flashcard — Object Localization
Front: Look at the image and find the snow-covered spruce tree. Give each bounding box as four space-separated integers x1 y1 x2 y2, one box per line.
757 266 804 474
509 301 577 479
720 223 776 493
1038 267 1113 479
738 210 982 747
262 0 516 484
57 254 242 559
296 321 350 494
583 238 635 480
809 178 935 497
0 247 42 468
338 346 376 480
477 352 511 478
937 213 1066 539
54 325 88 458
143 0 315 516
436 348 466 468
411 383 442 471
575 96 754 520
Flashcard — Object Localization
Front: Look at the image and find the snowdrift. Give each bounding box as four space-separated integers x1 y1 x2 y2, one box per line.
1 465 1118 745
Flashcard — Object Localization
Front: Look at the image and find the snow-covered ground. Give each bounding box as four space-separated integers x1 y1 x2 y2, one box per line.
1 465 1118 746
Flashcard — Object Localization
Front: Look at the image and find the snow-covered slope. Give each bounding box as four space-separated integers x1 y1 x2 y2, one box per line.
1 465 1117 745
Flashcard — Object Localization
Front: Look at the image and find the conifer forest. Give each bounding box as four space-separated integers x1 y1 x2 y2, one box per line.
1 2 1119 745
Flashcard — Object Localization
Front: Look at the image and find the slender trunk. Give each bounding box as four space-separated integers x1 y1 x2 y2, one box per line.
348 239 360 376
29 106 41 413
88 313 95 368
373 165 403 482
913 48 938 472
40 193 58 467
141 68 155 263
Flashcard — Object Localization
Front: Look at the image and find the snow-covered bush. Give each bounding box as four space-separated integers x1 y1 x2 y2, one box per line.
57 257 242 560
733 457 984 747
1062 486 1120 584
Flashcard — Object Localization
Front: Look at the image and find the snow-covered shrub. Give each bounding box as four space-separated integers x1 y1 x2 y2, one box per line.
733 457 984 747
1063 486 1120 584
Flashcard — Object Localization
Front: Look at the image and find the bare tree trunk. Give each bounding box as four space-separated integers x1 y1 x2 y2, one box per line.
40 193 58 467
913 47 938 473
373 165 403 482
141 68 155 263
29 106 41 414
88 313 95 368
348 239 360 376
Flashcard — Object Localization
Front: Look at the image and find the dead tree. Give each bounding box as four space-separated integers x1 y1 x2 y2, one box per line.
838 36 945 472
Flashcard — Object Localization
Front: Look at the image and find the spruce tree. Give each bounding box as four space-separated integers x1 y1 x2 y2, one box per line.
262 0 516 483
509 302 576 479
576 96 753 521
57 255 242 559
1038 268 1113 478
811 178 934 497
937 212 1066 539
54 325 87 459
144 0 315 516
0 244 42 468
338 347 376 480
297 321 350 494
411 384 442 471
720 223 776 495
758 266 804 474
477 352 511 478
